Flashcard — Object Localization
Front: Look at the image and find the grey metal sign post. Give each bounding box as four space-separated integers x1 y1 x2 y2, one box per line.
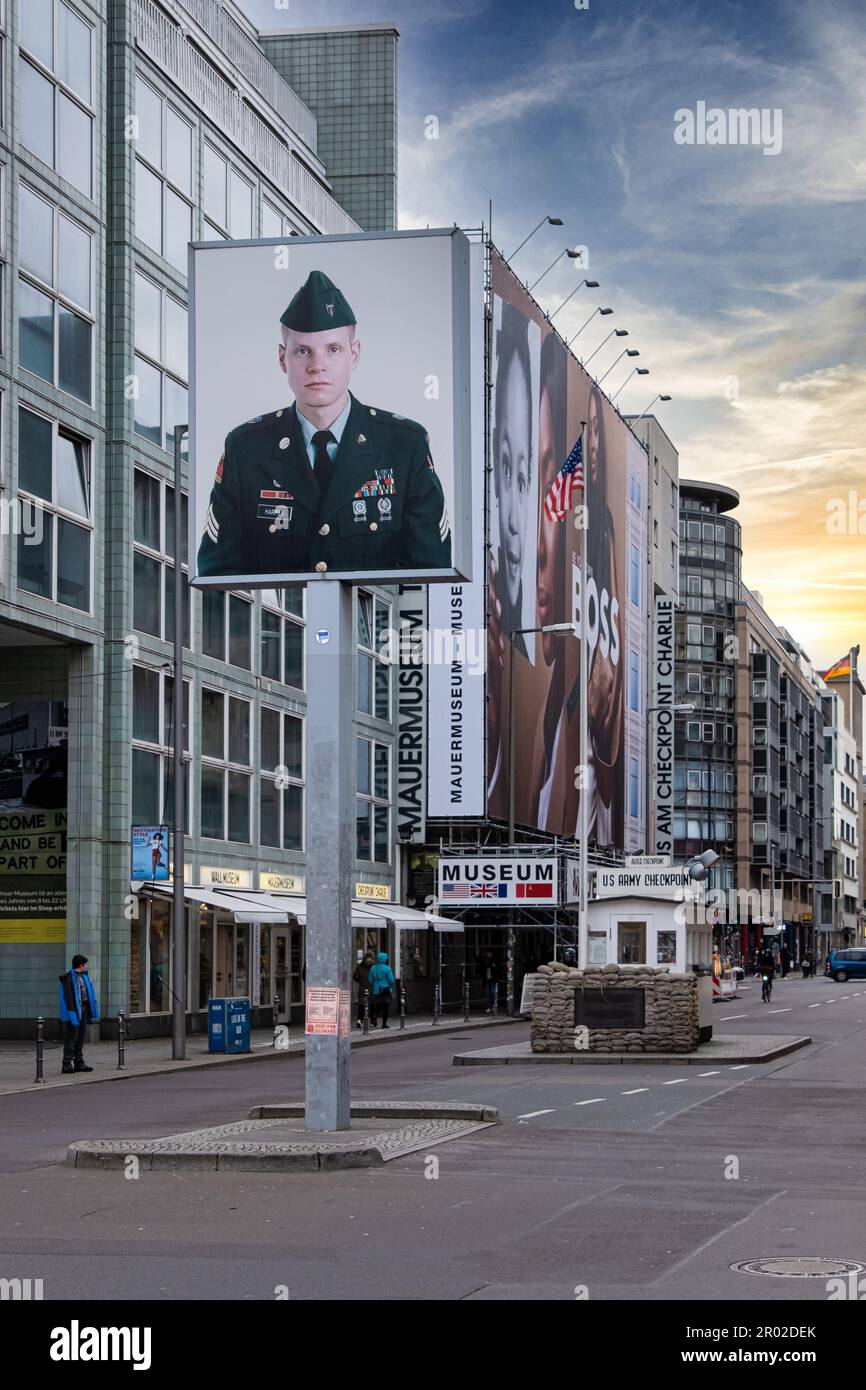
172 426 188 1062
304 580 353 1131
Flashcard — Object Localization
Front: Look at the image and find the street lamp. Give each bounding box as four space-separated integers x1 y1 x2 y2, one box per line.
566 306 612 347
507 215 563 262
596 347 639 389
529 247 583 293
611 365 649 403
549 278 599 322
630 393 671 428
583 327 628 368
645 702 695 853
508 622 577 845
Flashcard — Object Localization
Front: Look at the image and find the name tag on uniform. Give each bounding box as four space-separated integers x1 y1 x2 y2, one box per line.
258 504 292 527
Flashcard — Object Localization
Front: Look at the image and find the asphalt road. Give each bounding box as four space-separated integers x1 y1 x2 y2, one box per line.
1 972 864 1301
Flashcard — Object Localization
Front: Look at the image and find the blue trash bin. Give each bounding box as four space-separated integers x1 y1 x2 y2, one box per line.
208 998 251 1054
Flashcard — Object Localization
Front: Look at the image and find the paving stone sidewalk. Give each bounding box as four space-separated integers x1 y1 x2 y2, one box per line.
0 1013 522 1096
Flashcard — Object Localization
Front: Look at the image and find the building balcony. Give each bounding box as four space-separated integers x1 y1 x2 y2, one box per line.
135 0 360 236
175 0 318 152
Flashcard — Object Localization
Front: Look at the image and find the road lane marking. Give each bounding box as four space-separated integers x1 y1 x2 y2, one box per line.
574 1098 605 1106
719 1013 747 1020
840 995 850 999
663 1078 686 1085
622 1088 649 1095
808 1003 822 1008
730 1064 750 1070
699 1070 721 1077
517 1109 555 1120
766 1008 791 1014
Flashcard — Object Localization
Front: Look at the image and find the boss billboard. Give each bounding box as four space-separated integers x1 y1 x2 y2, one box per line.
189 228 472 588
485 250 647 849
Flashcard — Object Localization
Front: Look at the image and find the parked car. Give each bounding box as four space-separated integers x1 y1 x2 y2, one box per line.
825 948 866 983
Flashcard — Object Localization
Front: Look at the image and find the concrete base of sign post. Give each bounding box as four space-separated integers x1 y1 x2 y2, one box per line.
66 1102 499 1173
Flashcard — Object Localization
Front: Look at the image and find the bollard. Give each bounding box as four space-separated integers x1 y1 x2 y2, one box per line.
35 1016 45 1084
493 982 499 1015
363 988 371 1035
117 1010 127 1071
432 983 440 1025
463 981 470 1022
399 984 406 1030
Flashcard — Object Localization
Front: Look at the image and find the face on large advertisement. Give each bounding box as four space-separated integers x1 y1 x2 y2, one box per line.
485 250 631 846
570 365 627 849
190 228 471 588
487 252 580 833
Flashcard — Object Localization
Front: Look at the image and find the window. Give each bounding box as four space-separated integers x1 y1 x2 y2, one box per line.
132 467 190 645
686 623 701 645
629 758 639 818
753 678 767 699
753 774 767 794
18 185 93 402
260 708 304 851
261 588 304 688
752 822 768 843
686 721 701 742
134 76 194 274
201 590 252 668
686 770 701 791
629 650 639 712
629 543 640 605
134 272 188 453
261 199 298 239
753 727 767 745
203 142 253 238
702 722 714 742
356 736 390 863
131 665 191 831
17 406 91 610
20 1 93 197
357 591 391 719
686 672 701 693
200 689 252 842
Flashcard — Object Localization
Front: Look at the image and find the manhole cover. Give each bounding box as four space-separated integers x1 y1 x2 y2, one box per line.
732 1258 865 1279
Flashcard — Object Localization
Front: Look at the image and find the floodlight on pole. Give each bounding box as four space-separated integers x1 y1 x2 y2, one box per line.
630 393 672 427
583 327 627 368
596 347 639 389
507 215 564 262
549 279 600 322
566 306 611 346
529 247 582 293
611 366 649 403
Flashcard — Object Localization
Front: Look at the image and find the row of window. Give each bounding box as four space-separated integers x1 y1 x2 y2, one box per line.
20 1 94 199
131 667 391 861
133 74 301 274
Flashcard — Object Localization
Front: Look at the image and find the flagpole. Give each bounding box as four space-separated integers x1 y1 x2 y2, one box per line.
578 420 589 970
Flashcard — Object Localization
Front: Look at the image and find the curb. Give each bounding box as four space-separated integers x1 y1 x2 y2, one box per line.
248 1100 500 1122
2 1016 524 1096
452 1036 812 1066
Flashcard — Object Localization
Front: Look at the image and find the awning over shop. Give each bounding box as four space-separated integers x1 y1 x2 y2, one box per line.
134 883 289 923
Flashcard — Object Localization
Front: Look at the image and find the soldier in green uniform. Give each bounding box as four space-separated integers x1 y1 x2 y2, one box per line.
197 270 452 578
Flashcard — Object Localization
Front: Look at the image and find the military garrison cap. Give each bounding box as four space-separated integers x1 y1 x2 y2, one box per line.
280 270 356 332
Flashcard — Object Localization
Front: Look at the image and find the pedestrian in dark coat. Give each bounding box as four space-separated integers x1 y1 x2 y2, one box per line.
353 951 375 1028
58 954 100 1074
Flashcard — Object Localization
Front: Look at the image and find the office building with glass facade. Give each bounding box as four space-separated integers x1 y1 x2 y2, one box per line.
0 0 411 1036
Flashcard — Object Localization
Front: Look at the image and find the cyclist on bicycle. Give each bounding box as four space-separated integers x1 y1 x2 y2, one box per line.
758 947 776 1002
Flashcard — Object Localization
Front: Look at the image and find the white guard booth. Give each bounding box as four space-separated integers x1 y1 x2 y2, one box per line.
590 860 714 1042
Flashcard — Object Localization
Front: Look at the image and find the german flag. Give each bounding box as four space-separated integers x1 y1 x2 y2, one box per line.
823 646 859 681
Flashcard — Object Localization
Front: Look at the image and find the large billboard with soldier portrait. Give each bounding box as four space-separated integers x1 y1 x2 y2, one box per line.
485 250 647 849
189 228 472 588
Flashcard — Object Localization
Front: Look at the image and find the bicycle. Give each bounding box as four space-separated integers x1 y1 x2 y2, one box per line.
761 973 773 1003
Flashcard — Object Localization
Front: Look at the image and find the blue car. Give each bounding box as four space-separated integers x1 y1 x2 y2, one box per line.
825 948 866 983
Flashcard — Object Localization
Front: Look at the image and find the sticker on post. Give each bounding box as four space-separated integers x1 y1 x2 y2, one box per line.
305 987 340 1035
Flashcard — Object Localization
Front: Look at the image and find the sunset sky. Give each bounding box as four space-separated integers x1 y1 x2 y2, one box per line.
242 0 866 672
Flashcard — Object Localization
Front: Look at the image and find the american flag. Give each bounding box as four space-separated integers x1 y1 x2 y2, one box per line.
440 883 475 900
543 437 584 523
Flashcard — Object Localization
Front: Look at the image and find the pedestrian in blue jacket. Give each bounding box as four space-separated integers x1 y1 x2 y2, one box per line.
368 951 395 1029
58 954 100 1074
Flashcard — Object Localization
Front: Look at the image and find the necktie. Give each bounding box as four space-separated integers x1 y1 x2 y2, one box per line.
312 430 336 503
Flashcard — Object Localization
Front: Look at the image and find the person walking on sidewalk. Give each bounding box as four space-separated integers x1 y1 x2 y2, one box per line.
353 951 375 1028
479 949 498 1014
58 954 100 1074
368 951 395 1029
